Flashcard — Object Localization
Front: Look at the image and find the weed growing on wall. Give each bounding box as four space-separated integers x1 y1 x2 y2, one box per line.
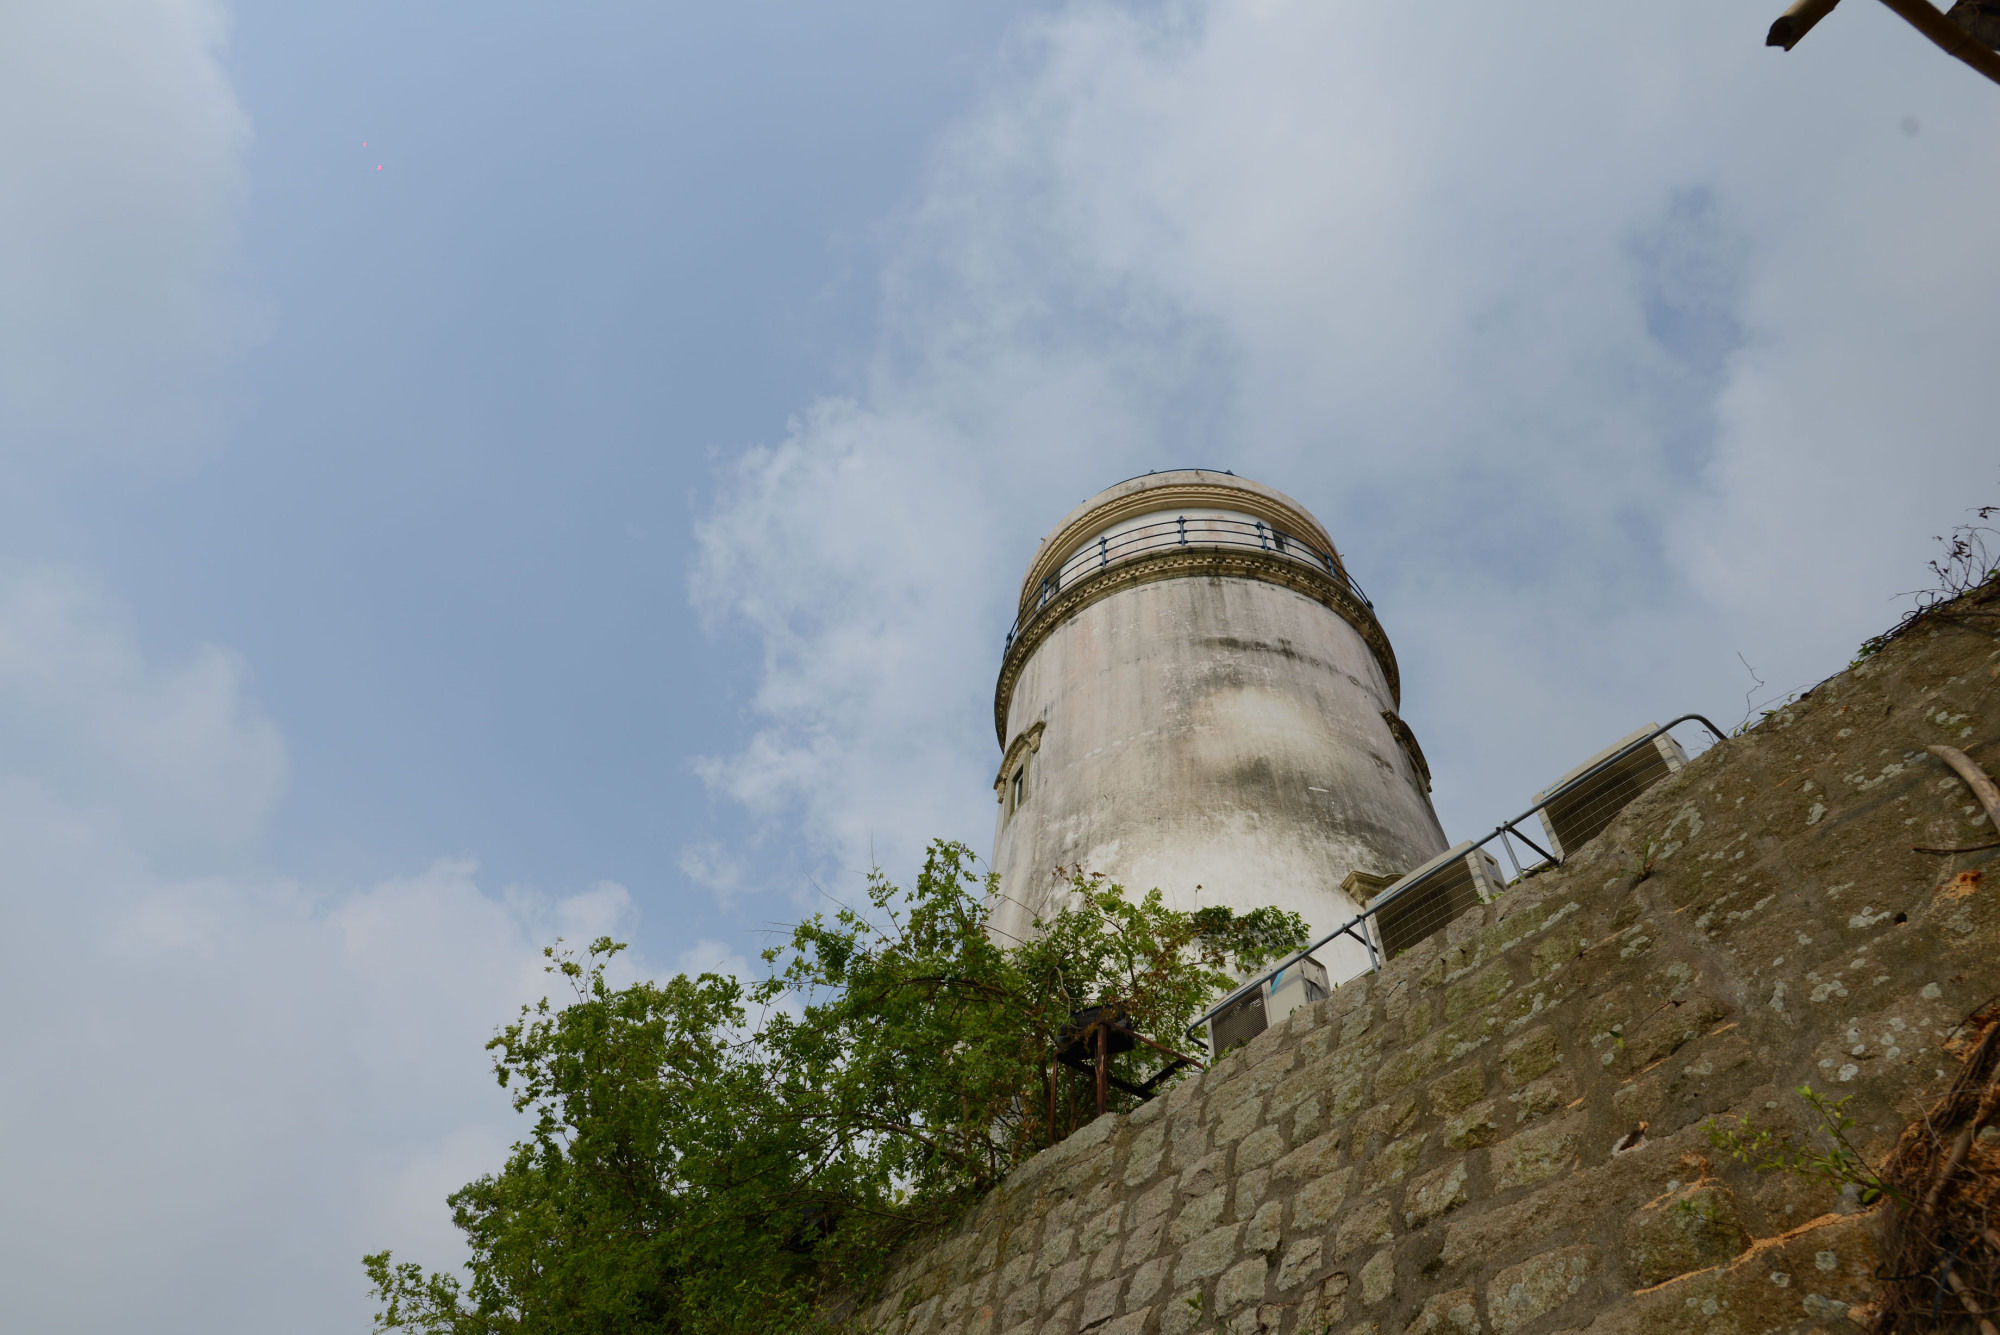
1705 1085 1899 1206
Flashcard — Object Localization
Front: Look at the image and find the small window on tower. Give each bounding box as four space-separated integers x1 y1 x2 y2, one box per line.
1011 765 1027 812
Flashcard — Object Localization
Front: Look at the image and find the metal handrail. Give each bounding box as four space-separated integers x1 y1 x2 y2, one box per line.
1003 516 1369 650
1184 714 1729 1044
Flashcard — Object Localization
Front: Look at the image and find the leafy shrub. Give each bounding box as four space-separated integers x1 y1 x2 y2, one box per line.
365 840 1304 1334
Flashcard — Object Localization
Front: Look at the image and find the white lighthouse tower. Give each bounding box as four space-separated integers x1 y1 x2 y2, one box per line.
988 470 1448 975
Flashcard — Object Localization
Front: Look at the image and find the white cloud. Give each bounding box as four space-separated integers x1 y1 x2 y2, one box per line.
0 0 253 463
692 0 2000 878
0 567 643 1334
0 565 286 858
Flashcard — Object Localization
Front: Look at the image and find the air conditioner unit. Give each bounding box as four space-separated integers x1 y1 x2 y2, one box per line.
1204 952 1329 1056
1366 843 1506 960
1533 725 1688 861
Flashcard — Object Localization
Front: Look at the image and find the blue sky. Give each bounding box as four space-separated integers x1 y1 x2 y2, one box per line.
3 2 1996 1330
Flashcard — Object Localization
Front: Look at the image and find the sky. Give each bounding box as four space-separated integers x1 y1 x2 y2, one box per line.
2 1 1995 1330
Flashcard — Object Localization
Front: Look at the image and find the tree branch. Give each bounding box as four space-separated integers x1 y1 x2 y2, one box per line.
1876 0 2000 85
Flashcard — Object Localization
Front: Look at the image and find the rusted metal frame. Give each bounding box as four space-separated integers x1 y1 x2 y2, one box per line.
1095 1022 1109 1118
1050 1063 1060 1141
1055 1017 1203 1109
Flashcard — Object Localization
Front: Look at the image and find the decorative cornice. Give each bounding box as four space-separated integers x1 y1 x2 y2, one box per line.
1381 710 1432 792
994 721 1047 798
1018 481 1342 620
994 548 1400 744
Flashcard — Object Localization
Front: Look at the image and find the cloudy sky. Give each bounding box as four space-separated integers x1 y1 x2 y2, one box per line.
3 1 1995 1329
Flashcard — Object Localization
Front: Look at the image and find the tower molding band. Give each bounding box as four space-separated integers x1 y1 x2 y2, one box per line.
994 546 1401 745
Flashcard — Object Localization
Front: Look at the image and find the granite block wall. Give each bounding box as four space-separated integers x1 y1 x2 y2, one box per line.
841 598 2000 1335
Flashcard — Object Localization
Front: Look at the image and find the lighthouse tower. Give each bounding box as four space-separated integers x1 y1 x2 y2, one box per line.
987 470 1448 972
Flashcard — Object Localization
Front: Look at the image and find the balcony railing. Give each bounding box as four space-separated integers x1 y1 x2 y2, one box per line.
1003 516 1370 650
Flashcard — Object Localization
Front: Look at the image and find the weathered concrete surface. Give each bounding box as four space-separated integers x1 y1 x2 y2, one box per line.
852 591 2000 1335
988 471 1448 957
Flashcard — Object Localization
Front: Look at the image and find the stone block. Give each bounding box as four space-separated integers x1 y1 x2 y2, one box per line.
1626 1183 1749 1286
1130 1179 1176 1227
1037 1226 1076 1275
1578 1211 1877 1335
1333 1199 1395 1259
1160 1288 1205 1335
1292 1166 1354 1231
1218 1257 1271 1313
1000 1278 1041 1331
1370 1045 1436 1098
1272 1129 1343 1183
1290 1092 1326 1144
1232 1167 1272 1219
1170 1189 1228 1248
1435 1010 1502 1065
1179 1151 1227 1200
1244 1200 1283 1254
1487 1117 1581 1192
1299 1271 1351 1331
1428 1065 1485 1117
1080 1203 1124 1253
1362 1134 1424 1192
1213 1093 1267 1145
1095 1309 1153 1335
1403 1160 1469 1229
1326 1074 1369 1127
1401 1288 1481 1334
1124 1208 1168 1265
1505 1073 1571 1124
1529 925 1587 980
1354 1093 1421 1144
1274 1238 1322 1292
1236 1124 1286 1172
1442 1101 1502 1151
1043 1255 1087 1310
1170 1119 1213 1174
1622 992 1728 1068
1443 965 1514 1024
1359 1250 1395 1308
1174 1224 1244 1287
1500 1029 1560 1085
998 1251 1034 1296
1126 1255 1171 1306
1485 1246 1592 1335
1088 1234 1124 1280
1079 1277 1122 1328
1123 1123 1167 1186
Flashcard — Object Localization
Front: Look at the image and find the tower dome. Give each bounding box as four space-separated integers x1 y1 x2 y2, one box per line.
987 470 1447 972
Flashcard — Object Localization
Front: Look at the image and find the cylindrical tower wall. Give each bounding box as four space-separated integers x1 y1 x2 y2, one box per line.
988 471 1447 974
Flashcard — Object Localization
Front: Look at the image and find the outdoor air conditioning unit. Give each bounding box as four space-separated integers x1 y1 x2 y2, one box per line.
1366 843 1507 960
1532 725 1689 861
1204 952 1330 1056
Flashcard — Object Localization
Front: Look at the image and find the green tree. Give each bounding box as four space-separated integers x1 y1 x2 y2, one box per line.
366 840 1304 1335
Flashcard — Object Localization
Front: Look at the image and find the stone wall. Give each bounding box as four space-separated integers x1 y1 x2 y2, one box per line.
842 593 2000 1335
